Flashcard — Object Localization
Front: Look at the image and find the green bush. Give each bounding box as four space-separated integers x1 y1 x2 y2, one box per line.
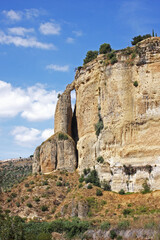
131 34 151 45
11 192 17 198
37 232 52 240
95 118 103 136
96 189 103 196
42 180 49 186
34 196 40 202
56 181 62 186
16 202 20 207
99 43 112 54
83 168 91 176
78 183 83 188
41 205 48 212
85 169 100 187
110 229 117 239
27 203 33 208
110 56 118 65
119 189 125 195
87 184 93 189
101 180 111 191
58 133 68 140
79 175 85 183
83 50 98 65
133 81 138 87
25 183 29 188
141 180 151 194
118 220 130 230
123 208 133 216
97 156 104 164
100 221 111 230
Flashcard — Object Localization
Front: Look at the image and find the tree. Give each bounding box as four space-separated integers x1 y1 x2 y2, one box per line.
99 43 112 54
83 50 98 65
131 34 151 45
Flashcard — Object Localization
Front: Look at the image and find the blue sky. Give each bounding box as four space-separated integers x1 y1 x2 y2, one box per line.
0 0 160 160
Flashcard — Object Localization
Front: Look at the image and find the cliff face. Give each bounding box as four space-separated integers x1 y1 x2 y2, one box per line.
33 37 160 192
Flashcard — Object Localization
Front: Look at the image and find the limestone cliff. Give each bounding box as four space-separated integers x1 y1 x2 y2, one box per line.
33 37 160 192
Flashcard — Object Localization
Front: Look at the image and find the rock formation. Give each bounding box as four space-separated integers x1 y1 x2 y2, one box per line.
33 37 160 192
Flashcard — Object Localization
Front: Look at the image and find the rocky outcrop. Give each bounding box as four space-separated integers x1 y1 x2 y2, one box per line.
33 37 160 192
33 132 77 173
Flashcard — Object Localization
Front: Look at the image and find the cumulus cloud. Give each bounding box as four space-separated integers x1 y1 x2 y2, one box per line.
0 31 56 50
39 22 61 35
46 64 69 72
8 27 34 36
3 10 22 21
66 37 74 44
0 80 60 121
11 126 53 147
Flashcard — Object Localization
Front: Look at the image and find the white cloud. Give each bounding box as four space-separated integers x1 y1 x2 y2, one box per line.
25 8 42 19
0 80 60 121
3 10 22 21
39 22 61 35
66 37 74 44
11 126 53 147
0 31 56 50
73 30 83 37
46 64 69 72
8 27 34 36
2 8 43 21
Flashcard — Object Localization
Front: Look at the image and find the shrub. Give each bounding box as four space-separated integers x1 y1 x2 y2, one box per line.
27 203 32 208
83 50 98 65
87 184 93 189
79 175 85 183
78 183 83 188
30 181 34 185
101 180 111 191
123 208 133 216
119 189 125 195
77 66 83 71
58 133 68 140
100 221 111 230
34 196 40 203
11 192 17 198
95 118 103 136
131 34 151 45
85 169 100 187
141 180 151 194
133 81 138 87
110 56 118 65
99 43 112 54
42 180 49 186
37 232 52 240
56 181 62 186
110 229 117 239
59 176 62 181
41 205 48 212
118 220 130 230
16 202 20 207
25 183 29 188
83 168 91 176
107 52 115 60
96 189 103 196
97 156 104 164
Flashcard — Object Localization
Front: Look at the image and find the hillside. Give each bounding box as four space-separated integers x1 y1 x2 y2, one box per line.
1 169 160 239
0 157 32 191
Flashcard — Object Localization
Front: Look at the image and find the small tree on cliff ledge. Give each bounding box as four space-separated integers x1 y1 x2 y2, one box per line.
99 43 112 54
83 50 98 65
